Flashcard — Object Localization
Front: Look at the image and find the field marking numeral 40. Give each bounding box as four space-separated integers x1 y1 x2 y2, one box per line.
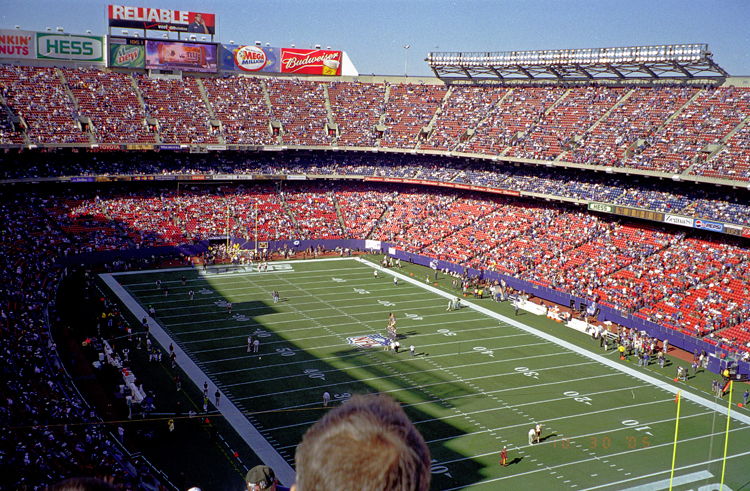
304 369 325 380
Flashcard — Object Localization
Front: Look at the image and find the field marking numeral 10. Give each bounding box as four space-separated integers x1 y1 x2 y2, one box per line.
304 369 325 380
563 391 592 405
515 367 539 379
622 419 652 436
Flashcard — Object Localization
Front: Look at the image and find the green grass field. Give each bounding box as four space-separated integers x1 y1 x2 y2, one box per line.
103 257 750 491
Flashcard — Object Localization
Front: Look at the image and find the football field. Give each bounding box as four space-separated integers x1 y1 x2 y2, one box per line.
102 257 750 491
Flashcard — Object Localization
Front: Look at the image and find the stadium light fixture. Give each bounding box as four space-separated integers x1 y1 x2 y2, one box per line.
229 40 234 44
267 43 271 47
255 41 261 46
133 33 139 38
201 36 207 41
86 30 91 34
404 44 410 76
14 25 20 29
163 34 168 39
46 27 51 31
56 27 63 32
121 30 128 36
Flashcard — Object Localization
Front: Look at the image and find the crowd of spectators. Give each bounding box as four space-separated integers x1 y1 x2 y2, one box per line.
34 178 750 351
0 193 146 490
282 183 343 239
266 78 330 146
3 67 750 183
2 151 750 227
623 86 750 173
63 68 154 144
380 83 447 149
136 74 218 145
202 76 276 145
462 86 567 156
1 66 89 143
1 165 750 491
692 122 750 182
328 81 386 147
566 86 698 167
420 86 507 152
508 86 625 161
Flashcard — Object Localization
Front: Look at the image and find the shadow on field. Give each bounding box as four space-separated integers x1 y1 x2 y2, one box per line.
539 434 557 443
507 456 524 466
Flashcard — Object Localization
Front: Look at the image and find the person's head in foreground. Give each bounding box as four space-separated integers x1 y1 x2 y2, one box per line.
247 464 277 491
292 393 430 491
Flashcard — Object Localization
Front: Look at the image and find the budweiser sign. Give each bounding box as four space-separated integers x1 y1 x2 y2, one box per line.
280 48 341 76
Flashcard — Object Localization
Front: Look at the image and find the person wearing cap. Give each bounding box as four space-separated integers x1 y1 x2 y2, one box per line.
535 423 543 443
246 465 278 491
292 393 430 491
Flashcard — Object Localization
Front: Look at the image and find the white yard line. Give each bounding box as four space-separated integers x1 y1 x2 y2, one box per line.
358 257 750 426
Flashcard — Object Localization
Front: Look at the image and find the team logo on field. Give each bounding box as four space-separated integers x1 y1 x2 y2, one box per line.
347 334 389 348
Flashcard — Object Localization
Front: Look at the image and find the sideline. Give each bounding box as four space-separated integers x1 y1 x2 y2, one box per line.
100 272 296 486
357 257 750 426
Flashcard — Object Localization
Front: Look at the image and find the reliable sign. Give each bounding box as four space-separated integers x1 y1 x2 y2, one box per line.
36 34 105 61
108 5 216 35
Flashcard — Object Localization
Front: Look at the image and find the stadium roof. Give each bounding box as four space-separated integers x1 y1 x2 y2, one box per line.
426 43 729 82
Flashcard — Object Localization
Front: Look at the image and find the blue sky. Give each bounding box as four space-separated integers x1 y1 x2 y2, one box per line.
3 0 749 77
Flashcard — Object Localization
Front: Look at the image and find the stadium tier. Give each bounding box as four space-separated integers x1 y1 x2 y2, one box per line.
2 64 750 491
1 66 750 181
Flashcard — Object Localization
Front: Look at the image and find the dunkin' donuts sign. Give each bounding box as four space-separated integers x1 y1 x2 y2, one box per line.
280 48 341 76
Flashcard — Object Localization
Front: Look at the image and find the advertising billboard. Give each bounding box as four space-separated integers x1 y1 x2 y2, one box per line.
220 45 341 76
220 44 281 72
0 29 36 59
36 33 104 62
664 214 694 228
145 40 217 73
280 48 342 76
108 5 215 35
109 37 146 68
694 219 724 233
